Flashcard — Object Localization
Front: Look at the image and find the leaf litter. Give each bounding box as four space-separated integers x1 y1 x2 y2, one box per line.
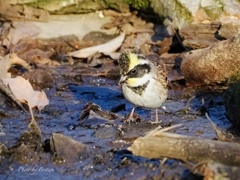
3 76 49 111
0 5 238 180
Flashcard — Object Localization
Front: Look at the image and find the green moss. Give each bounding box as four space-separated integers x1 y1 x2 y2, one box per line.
223 77 240 126
229 71 240 83
104 0 130 12
174 0 193 25
27 0 55 8
202 0 224 20
124 0 150 9
27 0 108 14
174 0 192 27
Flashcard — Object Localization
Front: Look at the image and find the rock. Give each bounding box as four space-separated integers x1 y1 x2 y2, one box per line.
181 34 240 85
150 0 240 29
179 23 221 49
224 79 240 127
218 23 240 39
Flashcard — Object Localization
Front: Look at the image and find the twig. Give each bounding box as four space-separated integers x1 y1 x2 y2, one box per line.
205 112 232 142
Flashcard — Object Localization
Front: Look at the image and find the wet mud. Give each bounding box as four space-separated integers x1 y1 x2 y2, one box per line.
0 64 234 180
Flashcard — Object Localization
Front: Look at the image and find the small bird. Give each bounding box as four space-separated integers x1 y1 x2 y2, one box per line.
118 51 168 123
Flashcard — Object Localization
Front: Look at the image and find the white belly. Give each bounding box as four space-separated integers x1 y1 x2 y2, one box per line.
121 79 167 109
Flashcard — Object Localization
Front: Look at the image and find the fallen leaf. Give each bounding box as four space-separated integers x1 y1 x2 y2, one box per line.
79 102 118 121
50 133 87 163
0 78 26 111
102 52 121 60
2 76 49 110
68 33 125 58
121 33 153 53
2 21 40 48
0 53 30 78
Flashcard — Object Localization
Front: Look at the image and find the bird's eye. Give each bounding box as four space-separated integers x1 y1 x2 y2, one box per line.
130 69 136 74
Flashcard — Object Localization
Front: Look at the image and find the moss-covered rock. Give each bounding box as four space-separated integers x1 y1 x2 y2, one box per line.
150 0 193 29
25 0 149 14
224 74 240 127
124 0 150 9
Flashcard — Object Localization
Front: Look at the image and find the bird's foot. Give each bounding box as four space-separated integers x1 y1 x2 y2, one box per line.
121 113 141 123
147 120 162 127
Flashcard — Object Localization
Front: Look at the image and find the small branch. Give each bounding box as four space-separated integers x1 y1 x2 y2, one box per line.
205 112 232 142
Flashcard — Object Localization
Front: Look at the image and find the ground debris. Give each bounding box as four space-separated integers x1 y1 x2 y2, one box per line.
68 33 125 58
79 102 118 121
0 113 42 165
0 54 30 78
193 161 240 180
50 133 88 163
0 78 26 111
3 76 49 111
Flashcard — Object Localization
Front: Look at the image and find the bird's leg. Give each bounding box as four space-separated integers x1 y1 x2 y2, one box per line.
124 107 139 123
148 109 162 125
155 108 159 123
123 107 141 123
129 107 135 119
125 107 135 122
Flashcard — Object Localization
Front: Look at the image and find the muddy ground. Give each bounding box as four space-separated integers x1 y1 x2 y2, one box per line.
0 61 237 179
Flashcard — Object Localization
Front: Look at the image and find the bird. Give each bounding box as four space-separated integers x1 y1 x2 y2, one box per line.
118 51 168 123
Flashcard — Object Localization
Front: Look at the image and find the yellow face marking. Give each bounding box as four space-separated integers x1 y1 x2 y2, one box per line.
126 78 138 86
128 53 139 71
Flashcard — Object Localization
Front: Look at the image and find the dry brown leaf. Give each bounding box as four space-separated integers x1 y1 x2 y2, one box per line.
2 22 40 48
0 54 30 78
50 133 87 163
102 52 121 60
20 49 60 65
2 76 49 110
10 39 60 65
0 78 26 111
121 33 153 53
68 33 125 58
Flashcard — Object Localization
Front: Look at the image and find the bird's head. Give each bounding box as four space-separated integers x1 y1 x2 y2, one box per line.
118 51 153 87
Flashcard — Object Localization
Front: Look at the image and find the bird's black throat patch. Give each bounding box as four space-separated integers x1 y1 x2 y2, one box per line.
128 80 150 95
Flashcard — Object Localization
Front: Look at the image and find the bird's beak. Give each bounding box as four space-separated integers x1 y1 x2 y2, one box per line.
118 75 127 85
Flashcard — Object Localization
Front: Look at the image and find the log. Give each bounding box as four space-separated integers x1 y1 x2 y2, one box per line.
129 130 240 166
